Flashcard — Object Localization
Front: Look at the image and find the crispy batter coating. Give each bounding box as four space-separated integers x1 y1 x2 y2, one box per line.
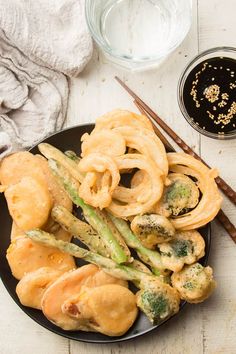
16 267 63 309
5 176 52 231
35 155 72 211
95 109 154 132
81 129 126 157
0 151 45 186
6 236 75 280
10 222 23 240
41 264 128 331
78 153 120 209
113 126 168 178
171 263 216 303
136 278 180 324
158 230 205 272
155 173 200 217
62 284 138 336
167 153 222 229
108 154 164 217
131 214 175 247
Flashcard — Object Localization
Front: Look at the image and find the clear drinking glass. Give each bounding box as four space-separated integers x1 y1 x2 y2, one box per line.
85 0 192 70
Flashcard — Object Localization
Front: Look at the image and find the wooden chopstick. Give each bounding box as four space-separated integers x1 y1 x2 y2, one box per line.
134 100 174 151
134 99 236 243
115 76 236 206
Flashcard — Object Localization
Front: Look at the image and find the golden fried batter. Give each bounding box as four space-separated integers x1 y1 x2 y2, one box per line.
41 264 128 331
16 267 63 309
5 177 52 231
35 155 72 211
7 236 75 280
171 263 216 303
159 230 205 272
0 151 45 186
62 284 138 336
10 222 23 240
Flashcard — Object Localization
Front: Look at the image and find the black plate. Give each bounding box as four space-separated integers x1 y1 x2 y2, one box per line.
0 124 211 343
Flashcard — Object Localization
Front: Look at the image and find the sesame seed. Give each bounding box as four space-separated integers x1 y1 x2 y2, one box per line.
222 93 229 100
204 84 220 103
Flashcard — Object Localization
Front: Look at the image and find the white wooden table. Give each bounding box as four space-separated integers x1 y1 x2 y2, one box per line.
1 1 236 353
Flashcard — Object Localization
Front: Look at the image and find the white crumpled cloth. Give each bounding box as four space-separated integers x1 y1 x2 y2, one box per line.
0 0 93 158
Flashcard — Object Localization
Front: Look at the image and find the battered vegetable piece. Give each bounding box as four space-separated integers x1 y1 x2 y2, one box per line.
6 236 75 280
33 156 73 237
78 152 120 209
158 230 205 272
52 206 110 257
11 213 71 243
64 150 80 162
167 153 222 229
95 209 131 259
0 184 7 192
136 277 179 324
41 264 128 331
171 263 216 303
81 129 126 157
39 143 84 183
54 206 166 276
0 151 45 186
156 173 200 217
113 126 168 178
5 176 52 231
131 214 175 248
35 155 72 211
27 230 180 324
129 259 152 274
95 109 154 132
54 227 72 242
10 222 23 240
112 170 151 204
108 212 168 274
62 284 138 336
108 154 164 217
48 158 128 264
16 267 63 309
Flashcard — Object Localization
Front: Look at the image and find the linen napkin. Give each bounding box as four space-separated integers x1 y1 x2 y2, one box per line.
0 0 93 159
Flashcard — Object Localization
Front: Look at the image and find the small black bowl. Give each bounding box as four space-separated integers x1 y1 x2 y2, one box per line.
178 47 236 139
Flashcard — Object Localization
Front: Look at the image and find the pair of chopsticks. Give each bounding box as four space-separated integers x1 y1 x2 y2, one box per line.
115 76 236 243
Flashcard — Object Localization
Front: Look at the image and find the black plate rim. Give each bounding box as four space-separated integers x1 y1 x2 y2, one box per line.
0 123 212 344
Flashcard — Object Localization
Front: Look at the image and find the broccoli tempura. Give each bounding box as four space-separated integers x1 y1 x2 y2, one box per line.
171 263 216 303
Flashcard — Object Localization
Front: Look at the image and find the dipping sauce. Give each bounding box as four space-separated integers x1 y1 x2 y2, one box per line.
183 57 236 136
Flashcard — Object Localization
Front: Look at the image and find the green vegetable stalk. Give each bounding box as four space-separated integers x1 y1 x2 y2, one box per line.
48 158 128 264
108 213 165 273
26 229 180 324
52 205 110 257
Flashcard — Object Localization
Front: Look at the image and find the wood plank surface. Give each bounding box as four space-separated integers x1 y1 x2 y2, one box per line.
0 1 235 353
198 1 236 353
